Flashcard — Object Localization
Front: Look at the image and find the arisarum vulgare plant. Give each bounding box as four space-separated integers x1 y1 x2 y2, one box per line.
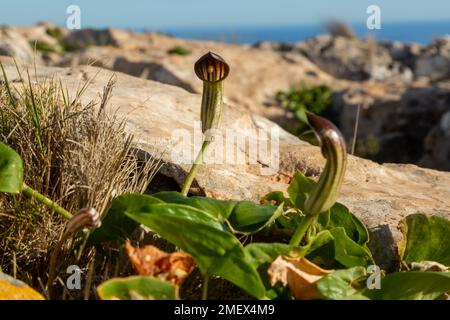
47 208 101 298
195 52 230 133
290 112 348 246
84 54 450 301
181 52 230 196
304 113 347 215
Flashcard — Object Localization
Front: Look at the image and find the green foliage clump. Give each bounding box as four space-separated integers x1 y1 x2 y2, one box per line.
275 85 335 144
31 40 76 53
167 45 191 56
45 27 63 39
59 41 76 52
276 85 333 124
89 171 450 300
30 40 59 53
356 135 381 157
31 26 76 53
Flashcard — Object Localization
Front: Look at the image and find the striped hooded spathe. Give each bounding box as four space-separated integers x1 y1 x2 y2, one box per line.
194 52 230 83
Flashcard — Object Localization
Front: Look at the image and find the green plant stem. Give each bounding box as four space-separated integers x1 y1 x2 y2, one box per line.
201 273 209 300
181 140 211 196
21 183 72 219
289 215 316 246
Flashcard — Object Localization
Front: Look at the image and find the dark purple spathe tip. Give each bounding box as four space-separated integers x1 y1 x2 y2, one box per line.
194 52 230 83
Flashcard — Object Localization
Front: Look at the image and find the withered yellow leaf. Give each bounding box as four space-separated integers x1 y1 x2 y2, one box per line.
0 273 44 300
268 256 333 300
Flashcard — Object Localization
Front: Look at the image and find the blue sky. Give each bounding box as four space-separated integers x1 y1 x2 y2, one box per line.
0 0 449 29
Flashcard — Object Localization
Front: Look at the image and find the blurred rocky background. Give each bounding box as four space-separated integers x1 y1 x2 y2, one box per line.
1 21 449 171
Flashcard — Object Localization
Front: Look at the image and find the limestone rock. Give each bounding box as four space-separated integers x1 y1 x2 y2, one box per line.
0 27 36 64
381 41 423 71
11 25 447 172
296 35 413 82
62 28 132 50
14 22 64 48
415 36 450 81
334 80 450 166
420 111 450 170
51 31 335 125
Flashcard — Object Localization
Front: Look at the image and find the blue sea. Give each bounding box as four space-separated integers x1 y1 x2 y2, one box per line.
161 21 450 45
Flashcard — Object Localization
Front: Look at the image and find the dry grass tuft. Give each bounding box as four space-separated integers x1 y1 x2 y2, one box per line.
0 63 162 293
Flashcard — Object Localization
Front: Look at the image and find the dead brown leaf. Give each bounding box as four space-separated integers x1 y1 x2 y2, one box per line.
268 256 333 300
125 241 195 286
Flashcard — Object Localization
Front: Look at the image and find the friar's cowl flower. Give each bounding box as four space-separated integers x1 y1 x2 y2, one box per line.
181 52 230 196
194 51 230 83
304 113 347 215
194 52 230 133
65 207 101 234
290 113 347 246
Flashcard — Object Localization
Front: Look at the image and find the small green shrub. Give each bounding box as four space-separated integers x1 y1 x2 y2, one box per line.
31 37 76 53
31 40 59 53
167 46 191 56
275 85 334 141
356 135 381 157
276 85 332 122
59 41 76 52
45 27 62 39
